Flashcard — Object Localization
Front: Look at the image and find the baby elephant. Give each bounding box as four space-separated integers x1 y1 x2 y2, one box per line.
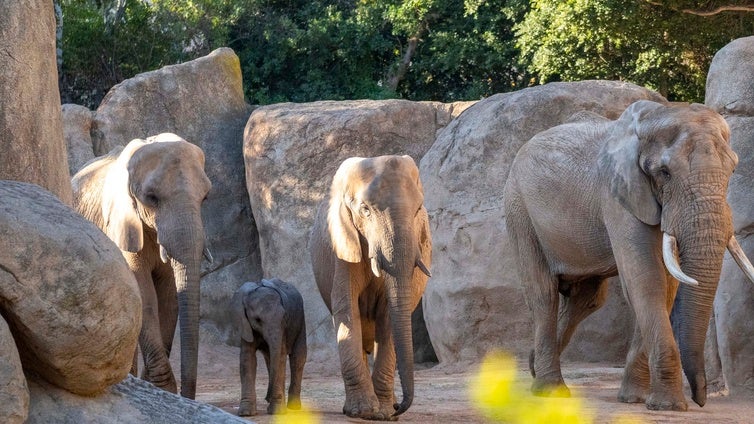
232 278 307 416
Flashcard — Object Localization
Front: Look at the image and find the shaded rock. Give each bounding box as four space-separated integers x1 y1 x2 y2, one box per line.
0 315 28 424
62 104 95 176
710 116 754 394
0 181 141 395
706 36 754 116
243 99 469 364
91 47 262 342
0 0 72 204
420 80 666 364
26 374 246 424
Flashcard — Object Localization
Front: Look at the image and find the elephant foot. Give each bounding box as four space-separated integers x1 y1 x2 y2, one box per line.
618 383 647 404
237 400 256 416
287 396 302 410
141 369 177 394
528 349 536 378
267 400 286 415
531 374 570 397
343 393 384 420
646 393 688 412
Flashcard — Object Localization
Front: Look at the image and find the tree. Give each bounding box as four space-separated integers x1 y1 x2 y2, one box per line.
516 0 754 102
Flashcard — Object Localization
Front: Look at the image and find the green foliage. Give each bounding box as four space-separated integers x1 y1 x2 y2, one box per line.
515 0 754 102
58 0 754 107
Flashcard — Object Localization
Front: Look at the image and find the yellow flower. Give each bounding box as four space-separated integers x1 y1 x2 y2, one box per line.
270 406 321 424
470 350 594 424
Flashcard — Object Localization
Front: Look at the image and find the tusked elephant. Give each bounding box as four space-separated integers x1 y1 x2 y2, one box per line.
503 100 754 411
232 278 307 416
309 155 432 420
72 133 211 399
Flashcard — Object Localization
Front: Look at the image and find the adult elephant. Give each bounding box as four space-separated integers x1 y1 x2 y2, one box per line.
503 101 754 411
72 133 211 399
310 155 432 420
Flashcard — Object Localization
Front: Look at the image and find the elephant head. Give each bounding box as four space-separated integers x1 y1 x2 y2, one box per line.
328 155 432 416
602 101 754 406
102 133 211 398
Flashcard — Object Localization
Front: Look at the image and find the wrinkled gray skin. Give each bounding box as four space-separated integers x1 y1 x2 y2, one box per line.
232 278 307 416
504 101 747 411
310 155 432 421
72 133 211 399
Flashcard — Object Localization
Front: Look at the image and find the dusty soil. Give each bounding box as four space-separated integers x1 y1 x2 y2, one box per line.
184 333 754 423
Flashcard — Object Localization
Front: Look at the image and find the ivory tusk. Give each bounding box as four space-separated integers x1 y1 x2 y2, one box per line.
662 232 699 286
160 245 169 264
370 256 381 278
416 258 431 278
727 236 754 284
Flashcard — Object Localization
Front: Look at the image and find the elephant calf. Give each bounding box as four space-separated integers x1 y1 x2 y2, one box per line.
232 278 307 416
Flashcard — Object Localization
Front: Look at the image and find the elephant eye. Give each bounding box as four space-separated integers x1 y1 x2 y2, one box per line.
144 193 159 207
359 203 371 217
659 167 671 180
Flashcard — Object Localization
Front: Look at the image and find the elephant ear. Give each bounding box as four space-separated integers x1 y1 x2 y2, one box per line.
234 283 255 343
102 139 145 252
327 157 364 263
600 100 664 226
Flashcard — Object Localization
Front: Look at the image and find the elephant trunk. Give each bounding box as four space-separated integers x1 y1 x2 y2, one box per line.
380 228 416 417
385 273 415 417
161 212 204 400
669 186 729 408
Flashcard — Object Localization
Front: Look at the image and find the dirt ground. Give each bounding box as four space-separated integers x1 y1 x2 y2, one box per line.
184 333 754 424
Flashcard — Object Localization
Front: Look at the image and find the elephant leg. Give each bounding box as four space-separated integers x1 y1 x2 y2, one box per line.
287 333 306 410
610 229 687 411
556 277 609 354
372 301 398 421
153 267 178 357
507 197 567 396
261 350 272 403
238 341 258 416
618 319 649 403
332 267 380 419
266 342 287 414
134 269 177 393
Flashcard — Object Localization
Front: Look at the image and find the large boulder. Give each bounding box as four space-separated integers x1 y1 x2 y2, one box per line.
0 315 28 424
706 36 754 117
90 48 262 342
62 104 95 176
26 374 246 424
705 38 754 394
0 0 72 204
420 80 667 364
0 181 141 395
243 99 471 364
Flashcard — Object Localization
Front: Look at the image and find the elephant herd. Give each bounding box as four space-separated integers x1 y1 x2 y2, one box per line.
68 100 754 420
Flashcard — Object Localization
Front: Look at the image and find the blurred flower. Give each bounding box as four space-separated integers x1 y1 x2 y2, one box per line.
271 406 321 424
470 350 594 424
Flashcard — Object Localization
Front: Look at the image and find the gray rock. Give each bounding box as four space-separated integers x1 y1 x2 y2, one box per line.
706 36 754 116
91 48 262 342
0 181 141 395
420 80 666 364
709 116 754 394
0 0 72 204
243 99 469 364
62 104 95 176
0 315 28 424
26 374 247 424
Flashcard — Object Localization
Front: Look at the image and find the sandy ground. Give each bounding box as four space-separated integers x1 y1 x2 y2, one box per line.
179 332 754 424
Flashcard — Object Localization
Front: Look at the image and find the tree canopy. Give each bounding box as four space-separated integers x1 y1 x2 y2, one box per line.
57 0 754 108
